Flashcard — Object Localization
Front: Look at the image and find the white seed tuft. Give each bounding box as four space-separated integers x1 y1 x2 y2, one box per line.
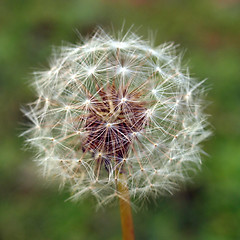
22 28 210 206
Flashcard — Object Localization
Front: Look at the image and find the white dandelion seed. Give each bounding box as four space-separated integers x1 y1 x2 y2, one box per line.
22 28 210 206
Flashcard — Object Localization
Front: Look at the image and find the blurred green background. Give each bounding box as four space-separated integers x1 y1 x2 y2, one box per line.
0 0 240 239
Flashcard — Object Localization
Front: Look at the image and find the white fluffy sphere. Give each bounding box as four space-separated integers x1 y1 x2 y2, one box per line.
23 28 210 205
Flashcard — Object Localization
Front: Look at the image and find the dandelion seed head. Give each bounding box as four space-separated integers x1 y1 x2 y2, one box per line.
22 28 210 206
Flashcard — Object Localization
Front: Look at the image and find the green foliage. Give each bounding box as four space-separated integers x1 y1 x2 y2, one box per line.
0 0 239 239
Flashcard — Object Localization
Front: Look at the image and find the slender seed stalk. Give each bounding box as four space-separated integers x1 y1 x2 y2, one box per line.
117 173 135 240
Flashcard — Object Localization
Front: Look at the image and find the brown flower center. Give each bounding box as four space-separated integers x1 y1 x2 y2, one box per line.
81 83 147 171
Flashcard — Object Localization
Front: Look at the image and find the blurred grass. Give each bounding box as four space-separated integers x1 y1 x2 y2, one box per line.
0 0 240 239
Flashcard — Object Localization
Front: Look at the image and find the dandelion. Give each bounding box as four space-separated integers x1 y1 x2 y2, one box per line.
22 27 210 240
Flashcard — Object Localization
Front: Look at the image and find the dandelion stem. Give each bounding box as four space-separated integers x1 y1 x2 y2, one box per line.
117 173 135 240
